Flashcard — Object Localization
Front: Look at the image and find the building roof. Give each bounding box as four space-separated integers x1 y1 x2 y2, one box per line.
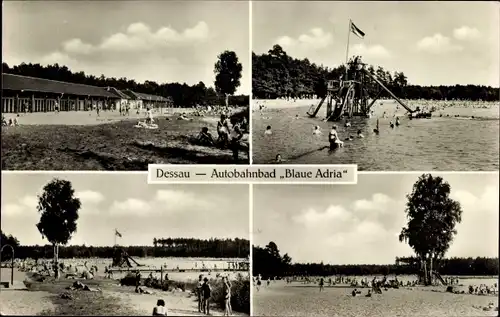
2 73 118 98
123 89 169 102
106 87 130 99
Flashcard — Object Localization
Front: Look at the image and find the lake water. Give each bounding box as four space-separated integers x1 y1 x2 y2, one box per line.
252 100 499 171
5 257 249 282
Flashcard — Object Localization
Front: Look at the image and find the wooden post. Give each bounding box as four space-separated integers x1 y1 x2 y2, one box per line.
15 94 19 114
160 266 163 284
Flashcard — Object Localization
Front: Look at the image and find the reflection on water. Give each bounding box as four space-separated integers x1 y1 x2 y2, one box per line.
252 101 499 171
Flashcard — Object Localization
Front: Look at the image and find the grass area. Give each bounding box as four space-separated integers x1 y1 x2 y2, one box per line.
2 114 249 170
25 276 142 316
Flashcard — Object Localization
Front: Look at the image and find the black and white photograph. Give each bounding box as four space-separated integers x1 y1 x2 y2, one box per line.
2 1 250 170
252 173 499 316
0 173 250 316
252 1 499 170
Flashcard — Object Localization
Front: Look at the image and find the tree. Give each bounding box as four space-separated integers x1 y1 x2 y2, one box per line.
399 174 463 285
36 178 81 278
214 51 243 107
0 231 20 260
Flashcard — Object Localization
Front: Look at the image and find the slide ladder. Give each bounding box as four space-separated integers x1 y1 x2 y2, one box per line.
432 271 447 285
307 97 326 117
363 70 415 114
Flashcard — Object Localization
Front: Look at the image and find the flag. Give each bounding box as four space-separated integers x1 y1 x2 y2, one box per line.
115 229 122 238
350 20 365 39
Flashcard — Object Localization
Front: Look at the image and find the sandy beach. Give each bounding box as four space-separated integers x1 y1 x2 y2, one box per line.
253 281 498 317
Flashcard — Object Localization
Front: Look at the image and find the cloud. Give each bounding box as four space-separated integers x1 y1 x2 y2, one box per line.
2 203 25 216
453 26 481 41
416 33 463 54
350 44 392 58
60 21 210 55
76 190 105 204
292 205 353 227
62 38 93 55
110 198 151 215
353 193 392 211
276 28 333 51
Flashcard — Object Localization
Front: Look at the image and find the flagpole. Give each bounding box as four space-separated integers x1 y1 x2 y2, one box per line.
114 229 116 246
345 19 351 78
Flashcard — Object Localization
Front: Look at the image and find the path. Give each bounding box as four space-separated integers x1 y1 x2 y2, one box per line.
108 287 246 316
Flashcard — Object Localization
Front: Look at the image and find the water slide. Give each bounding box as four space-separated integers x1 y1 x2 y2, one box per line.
432 271 447 285
362 70 415 114
307 97 326 117
326 85 353 121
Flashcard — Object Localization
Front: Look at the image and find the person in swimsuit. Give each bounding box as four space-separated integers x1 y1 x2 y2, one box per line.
152 299 167 316
329 126 340 150
223 276 232 316
264 125 272 135
197 275 204 313
256 276 262 291
229 125 244 161
319 277 324 292
217 114 230 147
197 127 215 146
313 126 322 135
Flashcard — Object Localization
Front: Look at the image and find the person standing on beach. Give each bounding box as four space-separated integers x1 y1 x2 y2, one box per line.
152 299 167 316
223 276 232 316
319 277 324 292
197 275 204 313
201 277 212 315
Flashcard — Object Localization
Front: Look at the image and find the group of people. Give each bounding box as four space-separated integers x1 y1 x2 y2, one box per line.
2 116 19 127
196 113 247 161
194 274 233 316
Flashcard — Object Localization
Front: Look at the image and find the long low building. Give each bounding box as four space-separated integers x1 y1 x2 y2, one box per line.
2 73 171 113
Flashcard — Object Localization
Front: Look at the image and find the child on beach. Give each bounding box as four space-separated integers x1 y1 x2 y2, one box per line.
152 299 167 316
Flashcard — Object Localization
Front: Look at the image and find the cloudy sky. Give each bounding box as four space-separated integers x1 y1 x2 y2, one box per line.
1 173 249 246
253 1 499 87
253 173 499 265
2 1 250 94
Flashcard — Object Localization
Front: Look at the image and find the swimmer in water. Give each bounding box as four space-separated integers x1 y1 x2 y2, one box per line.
345 121 351 127
275 154 283 163
374 119 380 134
395 117 401 126
313 125 322 135
264 125 272 135
329 126 343 149
357 130 364 138
390 121 394 128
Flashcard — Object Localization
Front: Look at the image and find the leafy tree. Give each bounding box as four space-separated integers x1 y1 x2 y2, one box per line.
214 51 243 107
36 178 81 278
0 231 20 260
399 174 463 285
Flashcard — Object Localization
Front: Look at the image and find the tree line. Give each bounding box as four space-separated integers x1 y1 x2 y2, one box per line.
1 232 249 260
252 45 499 101
2 50 248 107
253 244 498 279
